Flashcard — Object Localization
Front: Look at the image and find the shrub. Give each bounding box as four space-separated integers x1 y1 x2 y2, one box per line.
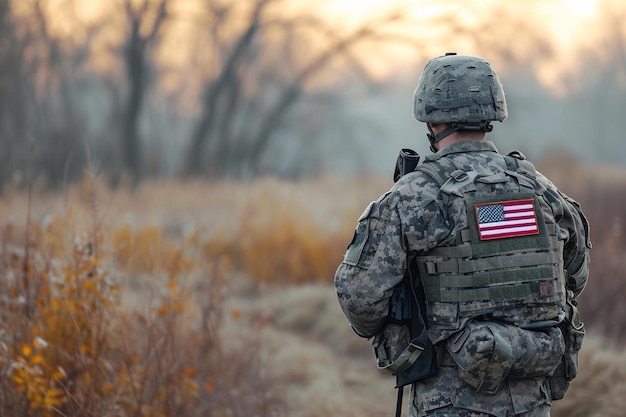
0 185 283 417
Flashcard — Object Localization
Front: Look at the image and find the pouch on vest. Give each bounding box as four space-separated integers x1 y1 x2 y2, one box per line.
508 325 564 379
446 320 565 395
446 321 515 394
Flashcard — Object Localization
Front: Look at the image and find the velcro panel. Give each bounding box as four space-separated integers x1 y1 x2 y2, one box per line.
423 249 560 274
426 265 559 289
425 283 535 303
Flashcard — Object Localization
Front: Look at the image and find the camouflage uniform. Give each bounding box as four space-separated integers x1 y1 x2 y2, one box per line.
334 140 591 417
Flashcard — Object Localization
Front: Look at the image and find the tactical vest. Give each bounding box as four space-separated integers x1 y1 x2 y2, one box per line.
414 152 567 331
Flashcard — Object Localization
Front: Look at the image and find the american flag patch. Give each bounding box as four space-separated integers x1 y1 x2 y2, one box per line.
474 198 539 240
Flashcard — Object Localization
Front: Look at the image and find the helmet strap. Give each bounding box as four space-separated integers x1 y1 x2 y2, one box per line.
427 121 493 152
427 123 463 152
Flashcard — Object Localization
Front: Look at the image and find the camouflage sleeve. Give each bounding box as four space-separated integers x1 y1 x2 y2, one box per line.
559 192 591 298
538 174 591 298
334 191 407 338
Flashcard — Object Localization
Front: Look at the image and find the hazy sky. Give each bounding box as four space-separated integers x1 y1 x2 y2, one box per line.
38 0 608 94
25 0 626 101
312 0 604 92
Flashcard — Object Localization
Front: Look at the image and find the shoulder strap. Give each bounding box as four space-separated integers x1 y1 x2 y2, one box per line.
504 150 537 175
504 151 541 194
414 161 450 187
414 158 462 207
417 158 484 198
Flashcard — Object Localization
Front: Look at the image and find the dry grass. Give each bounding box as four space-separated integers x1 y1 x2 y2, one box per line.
0 165 623 416
552 335 626 417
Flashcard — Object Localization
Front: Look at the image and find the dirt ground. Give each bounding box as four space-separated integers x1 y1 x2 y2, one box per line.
226 282 626 417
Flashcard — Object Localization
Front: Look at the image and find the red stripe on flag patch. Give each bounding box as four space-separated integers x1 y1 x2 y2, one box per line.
474 198 539 240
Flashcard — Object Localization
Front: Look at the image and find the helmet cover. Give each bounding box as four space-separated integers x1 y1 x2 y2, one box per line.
413 54 507 124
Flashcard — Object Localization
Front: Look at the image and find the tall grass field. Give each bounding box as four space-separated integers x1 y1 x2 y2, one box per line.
0 163 624 417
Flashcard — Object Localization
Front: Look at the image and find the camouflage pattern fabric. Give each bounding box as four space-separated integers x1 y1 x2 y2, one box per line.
409 402 551 417
413 55 507 124
334 140 591 416
445 321 565 395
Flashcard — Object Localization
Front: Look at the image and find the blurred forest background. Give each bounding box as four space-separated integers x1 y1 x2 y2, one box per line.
1 0 626 416
1 0 625 188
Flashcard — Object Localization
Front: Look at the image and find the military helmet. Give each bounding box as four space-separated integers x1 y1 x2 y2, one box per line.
413 53 507 125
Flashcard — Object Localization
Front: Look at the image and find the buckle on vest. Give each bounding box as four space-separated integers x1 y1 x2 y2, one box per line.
426 261 437 274
450 169 468 182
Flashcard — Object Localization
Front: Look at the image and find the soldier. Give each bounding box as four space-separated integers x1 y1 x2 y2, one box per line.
334 53 591 417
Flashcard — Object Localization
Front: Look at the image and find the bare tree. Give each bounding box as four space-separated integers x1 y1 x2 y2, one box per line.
0 0 109 189
121 0 168 183
244 13 409 176
0 0 33 188
182 0 410 178
180 0 563 179
184 0 267 176
31 0 102 187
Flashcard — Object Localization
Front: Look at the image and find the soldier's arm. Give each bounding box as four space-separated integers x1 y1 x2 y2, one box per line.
334 194 406 338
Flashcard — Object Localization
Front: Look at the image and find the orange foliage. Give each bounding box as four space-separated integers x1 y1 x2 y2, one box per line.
0 183 283 417
202 198 352 284
110 223 196 277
